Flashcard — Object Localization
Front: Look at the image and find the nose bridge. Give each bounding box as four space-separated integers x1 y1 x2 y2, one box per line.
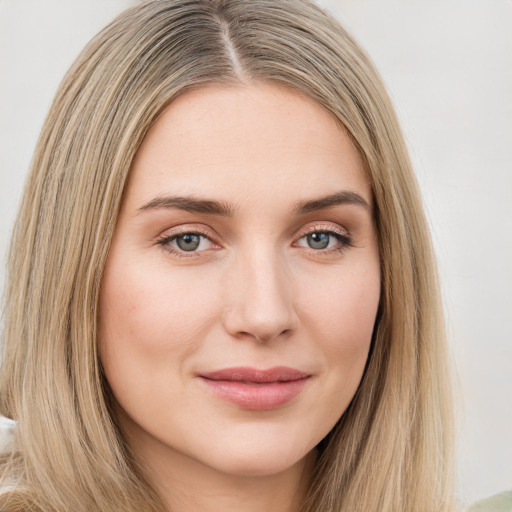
223 243 297 343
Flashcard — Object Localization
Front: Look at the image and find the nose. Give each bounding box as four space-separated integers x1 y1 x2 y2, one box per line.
222 247 298 344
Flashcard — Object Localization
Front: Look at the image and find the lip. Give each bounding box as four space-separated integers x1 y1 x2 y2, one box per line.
197 366 311 410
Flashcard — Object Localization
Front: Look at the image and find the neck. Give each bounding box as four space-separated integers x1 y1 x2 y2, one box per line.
133 436 317 512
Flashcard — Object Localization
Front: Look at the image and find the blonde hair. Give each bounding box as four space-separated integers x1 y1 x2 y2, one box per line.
0 0 454 510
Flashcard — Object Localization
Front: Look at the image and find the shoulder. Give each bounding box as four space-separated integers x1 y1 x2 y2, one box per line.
0 416 16 452
469 491 512 512
0 416 17 494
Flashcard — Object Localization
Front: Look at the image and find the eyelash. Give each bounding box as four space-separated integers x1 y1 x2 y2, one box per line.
156 225 353 258
295 226 353 254
156 227 217 259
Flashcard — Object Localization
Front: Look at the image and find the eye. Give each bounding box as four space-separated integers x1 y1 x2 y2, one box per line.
295 229 352 252
174 233 205 252
157 230 216 255
304 232 331 250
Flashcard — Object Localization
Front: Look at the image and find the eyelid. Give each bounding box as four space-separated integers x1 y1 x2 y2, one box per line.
296 222 351 241
293 222 353 252
156 225 221 257
155 222 353 258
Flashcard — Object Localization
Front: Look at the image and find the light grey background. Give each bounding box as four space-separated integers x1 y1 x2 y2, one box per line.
1 0 511 506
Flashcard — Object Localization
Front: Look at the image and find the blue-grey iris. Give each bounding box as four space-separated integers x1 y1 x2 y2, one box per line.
176 234 201 251
307 232 330 249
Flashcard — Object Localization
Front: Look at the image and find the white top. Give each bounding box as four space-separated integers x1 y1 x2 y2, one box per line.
0 415 15 452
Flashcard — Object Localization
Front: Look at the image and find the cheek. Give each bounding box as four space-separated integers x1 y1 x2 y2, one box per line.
303 262 380 346
97 253 219 401
300 260 380 404
100 254 215 343
331 279 378 355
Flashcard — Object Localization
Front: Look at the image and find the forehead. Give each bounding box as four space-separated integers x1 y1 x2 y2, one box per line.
125 83 371 210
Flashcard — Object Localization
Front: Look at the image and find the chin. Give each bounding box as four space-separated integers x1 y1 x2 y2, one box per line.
203 440 316 478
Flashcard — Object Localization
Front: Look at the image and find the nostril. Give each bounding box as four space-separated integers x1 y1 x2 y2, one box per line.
252 328 293 345
222 273 298 343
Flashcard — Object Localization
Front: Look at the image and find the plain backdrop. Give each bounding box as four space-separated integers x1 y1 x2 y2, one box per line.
1 0 511 506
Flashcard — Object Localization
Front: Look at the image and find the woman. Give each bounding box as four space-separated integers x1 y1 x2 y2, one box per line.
0 0 455 510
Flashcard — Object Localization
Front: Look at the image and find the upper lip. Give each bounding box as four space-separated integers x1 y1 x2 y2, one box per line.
199 366 310 383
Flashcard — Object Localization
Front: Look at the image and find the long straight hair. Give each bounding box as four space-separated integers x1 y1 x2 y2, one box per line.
0 1 454 510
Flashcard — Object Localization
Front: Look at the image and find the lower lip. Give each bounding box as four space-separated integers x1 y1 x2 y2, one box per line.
199 377 309 410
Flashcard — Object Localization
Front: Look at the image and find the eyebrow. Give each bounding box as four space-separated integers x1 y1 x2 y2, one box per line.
137 190 370 216
294 191 370 214
138 196 234 216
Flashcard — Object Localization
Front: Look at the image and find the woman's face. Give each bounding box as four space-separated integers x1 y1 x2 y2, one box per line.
99 84 380 478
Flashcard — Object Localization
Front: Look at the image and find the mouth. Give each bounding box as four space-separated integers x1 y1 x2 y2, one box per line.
197 366 311 410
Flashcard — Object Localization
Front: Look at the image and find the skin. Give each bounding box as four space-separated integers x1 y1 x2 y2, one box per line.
99 83 381 512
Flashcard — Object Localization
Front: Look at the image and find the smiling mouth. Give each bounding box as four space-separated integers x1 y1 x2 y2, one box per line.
197 366 311 410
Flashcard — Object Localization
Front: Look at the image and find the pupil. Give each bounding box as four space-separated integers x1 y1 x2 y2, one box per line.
177 234 200 251
307 232 329 249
